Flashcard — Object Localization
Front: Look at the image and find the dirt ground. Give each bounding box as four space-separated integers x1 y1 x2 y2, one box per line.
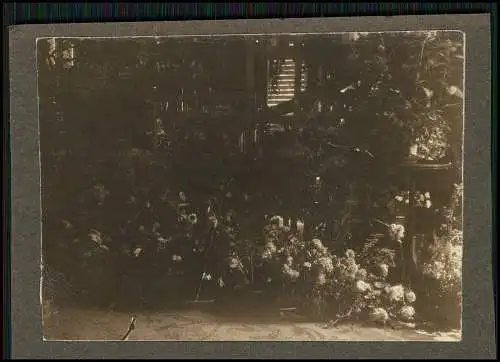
43 305 461 341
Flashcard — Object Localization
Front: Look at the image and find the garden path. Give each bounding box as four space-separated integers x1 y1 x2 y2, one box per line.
43 306 461 341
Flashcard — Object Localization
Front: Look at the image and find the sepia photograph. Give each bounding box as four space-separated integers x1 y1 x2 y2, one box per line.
38 31 464 341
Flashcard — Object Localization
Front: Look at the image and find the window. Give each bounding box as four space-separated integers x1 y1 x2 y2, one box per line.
266 59 307 109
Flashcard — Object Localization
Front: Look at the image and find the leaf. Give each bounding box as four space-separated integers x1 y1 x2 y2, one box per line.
447 86 463 99
89 229 103 245
133 248 143 257
422 87 434 99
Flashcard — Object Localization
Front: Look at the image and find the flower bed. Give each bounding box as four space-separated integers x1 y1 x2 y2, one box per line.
44 178 463 328
138 205 419 325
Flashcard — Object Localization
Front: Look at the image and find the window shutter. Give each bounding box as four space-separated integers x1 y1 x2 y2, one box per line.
266 59 307 109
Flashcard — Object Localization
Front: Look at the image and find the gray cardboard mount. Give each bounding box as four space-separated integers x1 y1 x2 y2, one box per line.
9 15 495 359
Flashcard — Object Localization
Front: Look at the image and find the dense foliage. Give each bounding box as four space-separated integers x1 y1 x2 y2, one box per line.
420 183 463 328
39 32 463 327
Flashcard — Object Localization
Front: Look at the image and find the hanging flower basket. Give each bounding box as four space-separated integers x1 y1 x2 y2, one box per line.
408 126 450 163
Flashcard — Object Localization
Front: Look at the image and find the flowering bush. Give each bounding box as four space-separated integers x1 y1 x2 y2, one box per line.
419 228 462 328
422 183 462 294
314 245 417 325
418 183 463 327
52 167 455 329
422 234 462 294
222 217 419 325
388 223 406 243
50 176 425 328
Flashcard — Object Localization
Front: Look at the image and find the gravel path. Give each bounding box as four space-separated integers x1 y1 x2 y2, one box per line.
43 306 461 341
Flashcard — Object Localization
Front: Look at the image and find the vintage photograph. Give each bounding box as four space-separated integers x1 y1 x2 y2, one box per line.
38 31 464 341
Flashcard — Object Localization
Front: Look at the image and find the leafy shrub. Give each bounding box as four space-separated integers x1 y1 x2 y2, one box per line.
218 216 418 325
420 183 463 328
419 230 462 328
422 230 462 294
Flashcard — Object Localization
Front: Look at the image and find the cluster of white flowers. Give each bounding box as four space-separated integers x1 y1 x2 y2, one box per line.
415 126 448 161
414 191 433 209
399 305 416 321
261 241 278 260
389 223 406 243
172 254 182 262
228 256 241 269
393 190 433 209
261 249 273 260
316 272 327 286
270 215 285 228
387 284 405 302
386 285 417 305
264 226 281 244
308 239 328 259
312 239 325 250
394 190 410 204
317 256 334 274
266 242 278 254
355 280 371 293
363 282 417 324
405 290 417 303
254 226 420 325
345 249 356 259
427 260 446 279
378 263 389 278
355 268 368 281
344 257 359 280
369 308 389 323
282 263 300 281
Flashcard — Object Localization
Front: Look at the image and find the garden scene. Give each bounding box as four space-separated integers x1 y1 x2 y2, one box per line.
38 31 463 341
